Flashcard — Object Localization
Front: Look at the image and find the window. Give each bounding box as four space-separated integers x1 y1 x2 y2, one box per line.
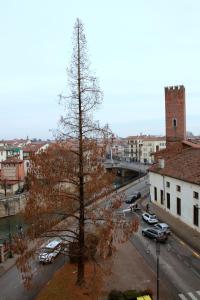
160 190 164 205
154 187 157 201
177 198 181 215
193 191 199 199
193 205 199 227
167 193 170 209
176 185 181 192
173 118 177 128
166 181 170 188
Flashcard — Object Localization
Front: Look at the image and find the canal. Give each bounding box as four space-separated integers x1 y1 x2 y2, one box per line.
0 168 142 243
0 214 25 244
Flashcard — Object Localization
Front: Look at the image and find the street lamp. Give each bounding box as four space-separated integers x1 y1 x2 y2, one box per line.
4 180 13 259
156 241 160 300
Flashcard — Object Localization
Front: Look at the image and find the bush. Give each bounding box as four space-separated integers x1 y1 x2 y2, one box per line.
123 289 140 300
107 289 153 300
108 290 125 300
142 288 153 298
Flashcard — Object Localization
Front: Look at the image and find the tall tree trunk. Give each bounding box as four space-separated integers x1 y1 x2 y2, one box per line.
77 19 85 286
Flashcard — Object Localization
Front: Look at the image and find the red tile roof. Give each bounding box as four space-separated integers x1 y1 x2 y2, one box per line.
149 147 200 185
126 135 165 141
1 158 23 164
22 143 48 153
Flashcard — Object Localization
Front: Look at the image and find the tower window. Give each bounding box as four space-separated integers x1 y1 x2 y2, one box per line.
173 118 177 128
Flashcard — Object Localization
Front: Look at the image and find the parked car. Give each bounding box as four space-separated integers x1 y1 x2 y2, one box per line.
129 203 140 212
142 228 168 242
142 212 158 224
125 192 141 204
154 223 170 235
38 238 62 264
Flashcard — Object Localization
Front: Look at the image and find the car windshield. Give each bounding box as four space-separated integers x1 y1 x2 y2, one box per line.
40 248 52 254
150 215 156 219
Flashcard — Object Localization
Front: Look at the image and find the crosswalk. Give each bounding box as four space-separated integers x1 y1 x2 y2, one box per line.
178 290 200 300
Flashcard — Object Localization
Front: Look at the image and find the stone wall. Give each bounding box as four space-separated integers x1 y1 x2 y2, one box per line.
0 194 26 218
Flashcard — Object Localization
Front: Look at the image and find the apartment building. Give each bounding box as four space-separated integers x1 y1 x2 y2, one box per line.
124 136 166 163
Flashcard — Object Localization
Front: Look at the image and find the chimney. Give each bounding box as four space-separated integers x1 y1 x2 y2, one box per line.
158 157 165 169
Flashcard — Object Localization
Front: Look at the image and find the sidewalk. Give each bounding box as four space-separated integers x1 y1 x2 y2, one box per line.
140 198 200 254
0 255 16 277
102 240 173 300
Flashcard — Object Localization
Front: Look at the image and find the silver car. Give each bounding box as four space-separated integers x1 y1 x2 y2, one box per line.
154 223 170 235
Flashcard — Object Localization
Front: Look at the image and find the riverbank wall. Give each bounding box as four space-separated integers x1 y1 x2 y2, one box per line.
0 194 26 218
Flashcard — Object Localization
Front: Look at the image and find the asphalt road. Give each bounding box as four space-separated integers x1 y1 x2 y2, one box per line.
0 254 67 300
1 176 200 300
121 178 200 300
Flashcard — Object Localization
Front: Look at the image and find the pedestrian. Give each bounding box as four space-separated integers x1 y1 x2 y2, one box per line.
146 203 149 212
18 225 24 238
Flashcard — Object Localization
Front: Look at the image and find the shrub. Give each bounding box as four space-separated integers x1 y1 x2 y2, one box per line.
107 289 154 300
142 288 153 298
123 289 140 300
108 290 125 300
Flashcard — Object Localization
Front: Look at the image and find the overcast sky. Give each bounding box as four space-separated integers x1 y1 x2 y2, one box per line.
0 0 200 139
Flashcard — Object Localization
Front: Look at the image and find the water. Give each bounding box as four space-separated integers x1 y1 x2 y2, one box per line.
0 214 25 243
0 170 139 244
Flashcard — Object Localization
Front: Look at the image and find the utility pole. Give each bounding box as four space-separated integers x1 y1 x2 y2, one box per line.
4 179 7 197
4 180 13 258
156 241 160 300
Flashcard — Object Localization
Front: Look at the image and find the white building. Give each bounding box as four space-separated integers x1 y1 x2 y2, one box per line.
124 136 166 163
149 148 200 232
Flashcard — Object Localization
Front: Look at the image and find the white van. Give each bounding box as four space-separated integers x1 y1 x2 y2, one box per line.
38 238 62 264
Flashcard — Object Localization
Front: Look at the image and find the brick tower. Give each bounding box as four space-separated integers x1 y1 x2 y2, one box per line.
165 85 186 146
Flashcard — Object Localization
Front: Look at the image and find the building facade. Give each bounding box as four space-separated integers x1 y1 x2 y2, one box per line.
0 158 25 194
124 136 166 163
150 169 200 231
149 85 200 231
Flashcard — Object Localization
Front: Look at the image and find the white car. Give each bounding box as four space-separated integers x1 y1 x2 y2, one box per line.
38 238 62 264
142 212 158 224
154 223 170 234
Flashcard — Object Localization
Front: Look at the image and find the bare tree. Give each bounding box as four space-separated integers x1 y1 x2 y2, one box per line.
14 18 138 290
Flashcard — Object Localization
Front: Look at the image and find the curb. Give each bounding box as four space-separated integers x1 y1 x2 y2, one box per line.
140 197 200 255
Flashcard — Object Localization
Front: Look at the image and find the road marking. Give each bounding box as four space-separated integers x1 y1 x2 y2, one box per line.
178 294 188 300
192 251 200 258
187 292 198 300
173 235 200 260
178 291 200 300
180 240 185 246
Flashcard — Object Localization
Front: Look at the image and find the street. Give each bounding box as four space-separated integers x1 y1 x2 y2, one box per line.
0 254 67 300
121 178 200 300
0 176 200 300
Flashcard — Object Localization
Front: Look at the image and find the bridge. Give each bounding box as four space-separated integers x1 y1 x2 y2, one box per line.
104 159 149 174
